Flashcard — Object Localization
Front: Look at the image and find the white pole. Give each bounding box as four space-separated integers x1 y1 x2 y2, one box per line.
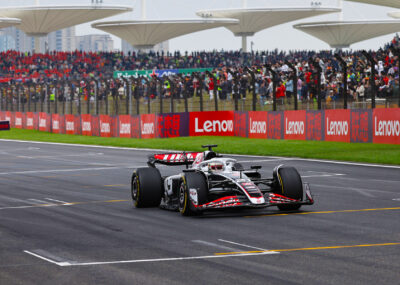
35 0 40 6
242 36 247 53
242 0 247 8
34 37 40 54
338 0 343 21
141 0 147 20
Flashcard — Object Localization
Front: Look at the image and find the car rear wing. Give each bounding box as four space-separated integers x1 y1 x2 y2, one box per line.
0 121 10 131
148 152 203 167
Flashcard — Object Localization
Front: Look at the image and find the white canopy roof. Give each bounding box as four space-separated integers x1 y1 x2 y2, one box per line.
345 0 400 8
0 5 132 36
388 11 400 18
196 7 340 36
294 20 400 48
92 19 239 49
0 18 21 29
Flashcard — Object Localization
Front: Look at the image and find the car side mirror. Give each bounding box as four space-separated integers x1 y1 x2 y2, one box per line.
251 166 262 170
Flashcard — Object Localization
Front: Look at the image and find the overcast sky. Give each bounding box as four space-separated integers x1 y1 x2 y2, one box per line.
3 0 400 51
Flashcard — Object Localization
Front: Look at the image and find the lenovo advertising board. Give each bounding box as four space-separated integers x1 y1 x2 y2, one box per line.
91 116 100 137
52 114 60 134
65 114 75 135
119 115 131 138
234 111 248 138
350 110 372 143
157 112 189 138
324 109 350 143
38 112 49 132
81 114 92 136
189 111 234 137
131 115 141 138
373 108 400 144
248 111 267 139
284 110 306 141
267 111 284 140
26 112 34 130
306 111 324 141
14 112 23 129
140 114 156 139
100 115 112 137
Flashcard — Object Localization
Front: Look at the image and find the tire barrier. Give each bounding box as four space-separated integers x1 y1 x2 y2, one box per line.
0 109 399 144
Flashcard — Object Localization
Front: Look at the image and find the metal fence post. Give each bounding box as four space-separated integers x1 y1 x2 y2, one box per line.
362 50 376 109
286 61 298 110
335 54 348 109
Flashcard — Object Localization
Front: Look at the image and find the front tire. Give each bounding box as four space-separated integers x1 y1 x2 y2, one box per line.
272 166 303 211
131 168 163 208
179 172 208 216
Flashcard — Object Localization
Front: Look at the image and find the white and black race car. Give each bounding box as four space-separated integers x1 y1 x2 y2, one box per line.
131 145 314 216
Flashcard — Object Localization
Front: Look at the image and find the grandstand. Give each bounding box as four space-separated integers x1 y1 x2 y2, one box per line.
0 0 400 116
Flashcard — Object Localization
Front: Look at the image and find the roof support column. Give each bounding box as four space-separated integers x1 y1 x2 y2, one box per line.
242 36 247 53
338 0 343 21
34 37 40 54
141 0 147 20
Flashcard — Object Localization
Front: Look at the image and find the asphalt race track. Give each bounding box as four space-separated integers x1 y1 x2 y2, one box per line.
0 139 399 285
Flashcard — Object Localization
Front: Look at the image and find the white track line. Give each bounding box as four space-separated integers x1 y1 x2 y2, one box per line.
24 251 69 266
0 167 121 176
27 199 54 205
24 250 277 267
218 239 270 251
1 139 399 169
301 174 345 178
192 240 238 252
45 198 68 204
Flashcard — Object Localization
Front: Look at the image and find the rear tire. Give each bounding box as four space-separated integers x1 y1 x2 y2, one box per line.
272 166 303 211
179 172 208 216
131 168 163 208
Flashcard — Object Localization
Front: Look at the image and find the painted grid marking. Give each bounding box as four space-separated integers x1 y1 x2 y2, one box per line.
24 242 400 267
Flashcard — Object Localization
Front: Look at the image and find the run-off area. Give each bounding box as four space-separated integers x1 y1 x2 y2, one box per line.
0 140 399 285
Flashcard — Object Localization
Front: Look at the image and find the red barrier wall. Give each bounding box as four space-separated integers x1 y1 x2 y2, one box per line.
4 109 399 145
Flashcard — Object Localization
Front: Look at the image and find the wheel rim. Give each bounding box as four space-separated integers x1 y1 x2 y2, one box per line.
179 184 185 210
132 176 138 200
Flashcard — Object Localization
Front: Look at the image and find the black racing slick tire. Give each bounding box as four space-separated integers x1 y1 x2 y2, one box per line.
179 172 208 216
273 166 303 211
131 168 163 208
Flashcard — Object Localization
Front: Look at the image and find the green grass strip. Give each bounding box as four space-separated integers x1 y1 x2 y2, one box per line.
1 129 400 165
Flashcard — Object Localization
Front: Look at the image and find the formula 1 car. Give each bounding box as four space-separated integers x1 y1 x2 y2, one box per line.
131 145 314 216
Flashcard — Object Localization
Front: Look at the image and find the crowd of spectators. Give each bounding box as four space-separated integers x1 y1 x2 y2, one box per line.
1 35 400 108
